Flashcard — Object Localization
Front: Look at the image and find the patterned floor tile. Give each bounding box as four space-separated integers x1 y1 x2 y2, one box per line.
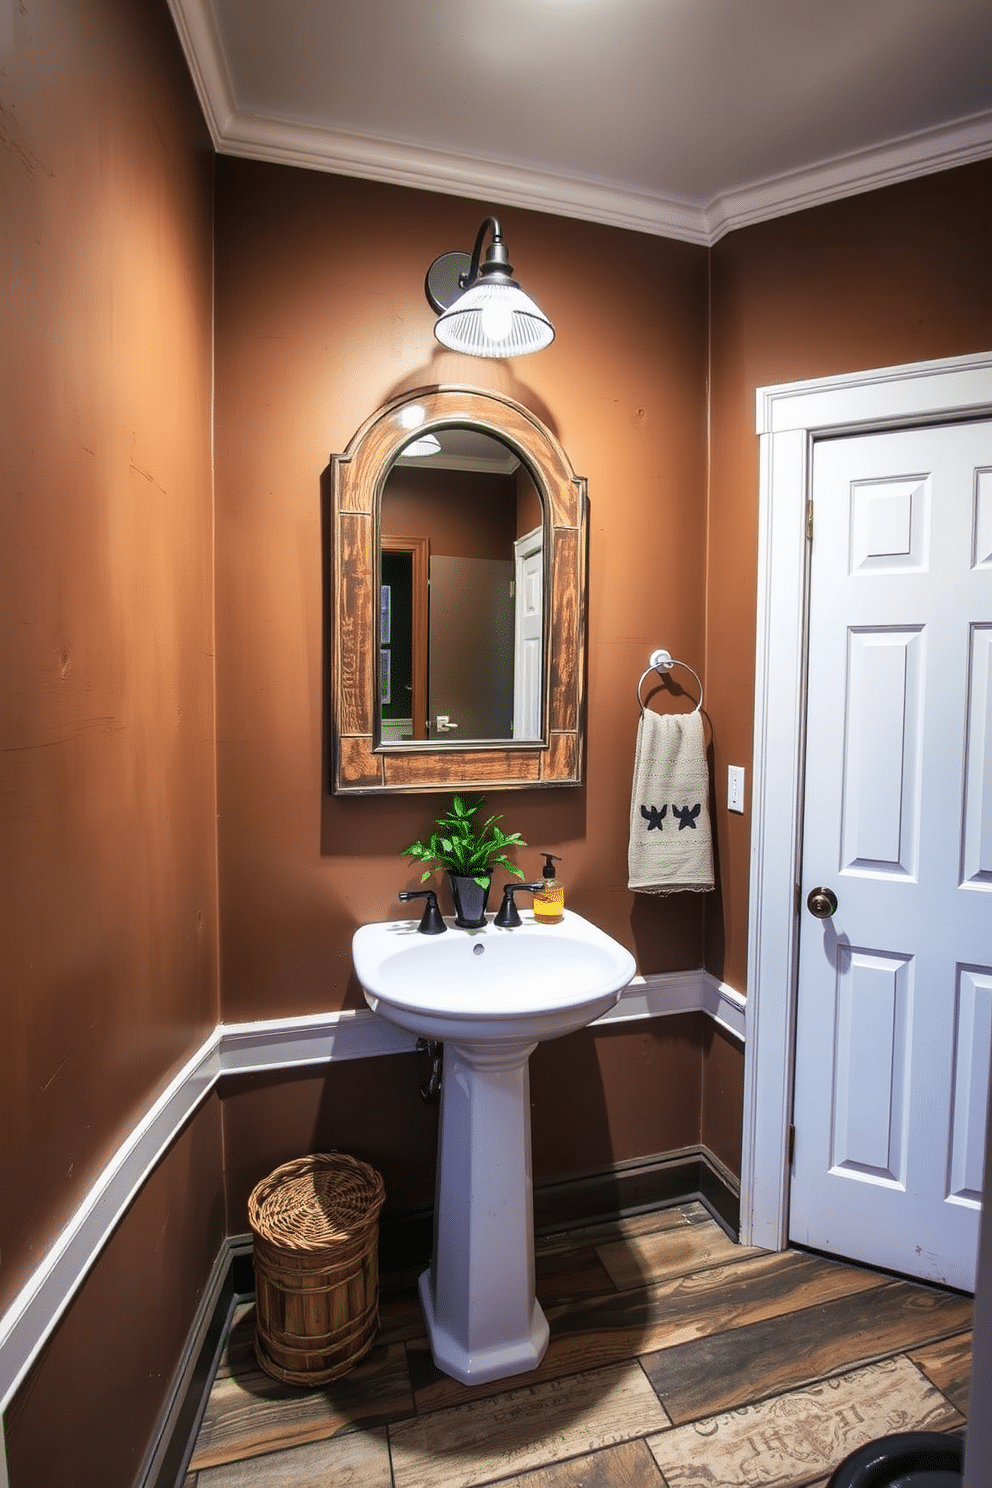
389 1361 671 1488
645 1356 962 1488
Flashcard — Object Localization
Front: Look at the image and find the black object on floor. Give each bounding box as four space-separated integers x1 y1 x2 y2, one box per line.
828 1431 964 1487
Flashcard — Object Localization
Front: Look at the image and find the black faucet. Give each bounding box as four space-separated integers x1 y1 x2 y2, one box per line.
398 888 447 934
493 882 544 928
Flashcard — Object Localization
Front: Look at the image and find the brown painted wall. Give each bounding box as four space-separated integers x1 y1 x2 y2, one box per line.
382 465 518 558
8 23 987 1478
706 161 992 990
1 0 218 1481
220 1015 709 1247
5 1099 225 1488
213 158 711 1026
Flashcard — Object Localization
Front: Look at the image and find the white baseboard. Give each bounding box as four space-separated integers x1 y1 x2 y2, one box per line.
0 968 742 1422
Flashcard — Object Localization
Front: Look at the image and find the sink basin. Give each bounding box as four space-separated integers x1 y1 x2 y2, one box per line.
352 909 636 1045
352 908 636 1387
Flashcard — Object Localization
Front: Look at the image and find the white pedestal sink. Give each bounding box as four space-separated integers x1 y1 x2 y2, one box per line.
352 909 636 1385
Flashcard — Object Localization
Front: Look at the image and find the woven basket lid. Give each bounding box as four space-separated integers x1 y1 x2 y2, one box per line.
248 1152 385 1252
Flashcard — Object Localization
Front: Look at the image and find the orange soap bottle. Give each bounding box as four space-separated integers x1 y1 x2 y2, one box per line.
532 854 564 925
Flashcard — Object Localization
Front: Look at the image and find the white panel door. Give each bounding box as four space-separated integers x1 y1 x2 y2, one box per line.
513 528 543 739
790 420 992 1290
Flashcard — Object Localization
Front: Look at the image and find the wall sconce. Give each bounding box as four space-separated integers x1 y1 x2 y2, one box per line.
425 217 555 358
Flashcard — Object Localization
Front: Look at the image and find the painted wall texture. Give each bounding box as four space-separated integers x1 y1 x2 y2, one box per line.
0 0 220 1483
705 159 992 987
212 157 711 1025
2 0 991 1479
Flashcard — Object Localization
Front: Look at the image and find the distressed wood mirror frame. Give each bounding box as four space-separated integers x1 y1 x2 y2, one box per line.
330 385 586 795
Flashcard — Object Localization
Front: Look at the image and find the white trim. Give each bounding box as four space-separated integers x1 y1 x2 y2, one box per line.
164 0 236 141
0 1033 221 1412
163 1 992 246
605 972 746 1043
0 968 739 1421
707 109 992 243
135 1236 246 1488
218 1006 418 1073
742 351 992 1253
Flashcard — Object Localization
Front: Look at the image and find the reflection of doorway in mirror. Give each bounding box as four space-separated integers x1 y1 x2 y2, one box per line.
513 528 543 739
380 429 545 744
379 557 406 736
379 541 429 741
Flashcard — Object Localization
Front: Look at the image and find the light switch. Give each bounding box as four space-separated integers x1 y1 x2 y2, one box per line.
728 765 746 813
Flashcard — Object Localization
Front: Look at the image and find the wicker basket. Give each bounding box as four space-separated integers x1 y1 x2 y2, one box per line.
248 1152 386 1386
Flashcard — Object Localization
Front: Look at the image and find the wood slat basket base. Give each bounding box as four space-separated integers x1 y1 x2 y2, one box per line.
248 1152 386 1386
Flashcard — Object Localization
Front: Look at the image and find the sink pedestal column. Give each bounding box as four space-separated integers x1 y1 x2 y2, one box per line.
419 1037 550 1385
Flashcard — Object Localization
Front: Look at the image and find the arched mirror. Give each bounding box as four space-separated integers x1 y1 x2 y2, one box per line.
330 386 586 794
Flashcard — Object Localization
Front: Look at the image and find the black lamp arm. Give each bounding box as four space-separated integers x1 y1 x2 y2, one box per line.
463 217 512 288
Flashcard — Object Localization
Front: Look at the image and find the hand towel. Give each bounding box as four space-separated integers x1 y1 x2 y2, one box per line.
628 709 714 894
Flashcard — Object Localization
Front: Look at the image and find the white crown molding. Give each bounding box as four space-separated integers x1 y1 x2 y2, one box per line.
709 109 992 243
165 0 236 140
216 110 715 245
0 968 740 1420
165 2 992 247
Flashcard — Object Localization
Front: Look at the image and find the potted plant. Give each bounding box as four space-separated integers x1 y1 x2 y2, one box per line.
402 794 527 928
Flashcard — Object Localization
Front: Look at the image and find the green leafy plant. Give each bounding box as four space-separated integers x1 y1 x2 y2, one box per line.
402 794 527 887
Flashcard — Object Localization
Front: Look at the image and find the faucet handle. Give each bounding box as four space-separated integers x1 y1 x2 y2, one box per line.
398 888 447 934
493 882 544 929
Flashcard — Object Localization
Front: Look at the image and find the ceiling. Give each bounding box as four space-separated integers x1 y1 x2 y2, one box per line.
166 0 992 246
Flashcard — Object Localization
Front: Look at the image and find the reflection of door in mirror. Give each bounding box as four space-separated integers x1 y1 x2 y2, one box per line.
379 431 545 744
513 527 543 738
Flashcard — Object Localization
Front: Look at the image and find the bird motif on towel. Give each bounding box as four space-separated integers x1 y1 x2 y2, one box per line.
640 804 667 830
672 803 701 831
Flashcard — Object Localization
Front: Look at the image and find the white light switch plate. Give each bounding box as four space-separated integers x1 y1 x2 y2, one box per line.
728 765 746 813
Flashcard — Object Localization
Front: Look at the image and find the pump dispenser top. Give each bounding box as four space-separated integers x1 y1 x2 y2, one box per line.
533 853 564 925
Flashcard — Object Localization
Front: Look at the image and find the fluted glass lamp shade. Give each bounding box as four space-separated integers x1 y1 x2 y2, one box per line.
435 280 555 357
425 218 555 359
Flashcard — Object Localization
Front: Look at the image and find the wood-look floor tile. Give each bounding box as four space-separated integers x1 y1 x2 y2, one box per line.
596 1222 763 1293
535 1245 620 1305
411 1248 880 1414
378 1288 431 1346
390 1361 671 1488
531 1209 708 1308
537 1204 707 1259
641 1279 973 1424
495 1436 666 1487
189 1308 415 1470
193 1425 391 1487
910 1331 973 1414
646 1356 962 1488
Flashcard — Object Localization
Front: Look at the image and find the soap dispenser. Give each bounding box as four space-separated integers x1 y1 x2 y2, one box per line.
533 854 564 925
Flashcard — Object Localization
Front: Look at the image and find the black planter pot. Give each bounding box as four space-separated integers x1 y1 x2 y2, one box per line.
448 874 491 929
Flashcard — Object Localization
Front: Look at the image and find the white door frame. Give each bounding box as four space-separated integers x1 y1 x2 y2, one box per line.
740 349 992 1252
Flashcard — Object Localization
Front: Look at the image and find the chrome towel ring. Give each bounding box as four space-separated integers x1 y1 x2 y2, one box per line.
637 648 703 715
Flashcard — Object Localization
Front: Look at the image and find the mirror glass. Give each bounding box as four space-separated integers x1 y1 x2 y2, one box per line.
379 429 545 745
330 385 585 796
